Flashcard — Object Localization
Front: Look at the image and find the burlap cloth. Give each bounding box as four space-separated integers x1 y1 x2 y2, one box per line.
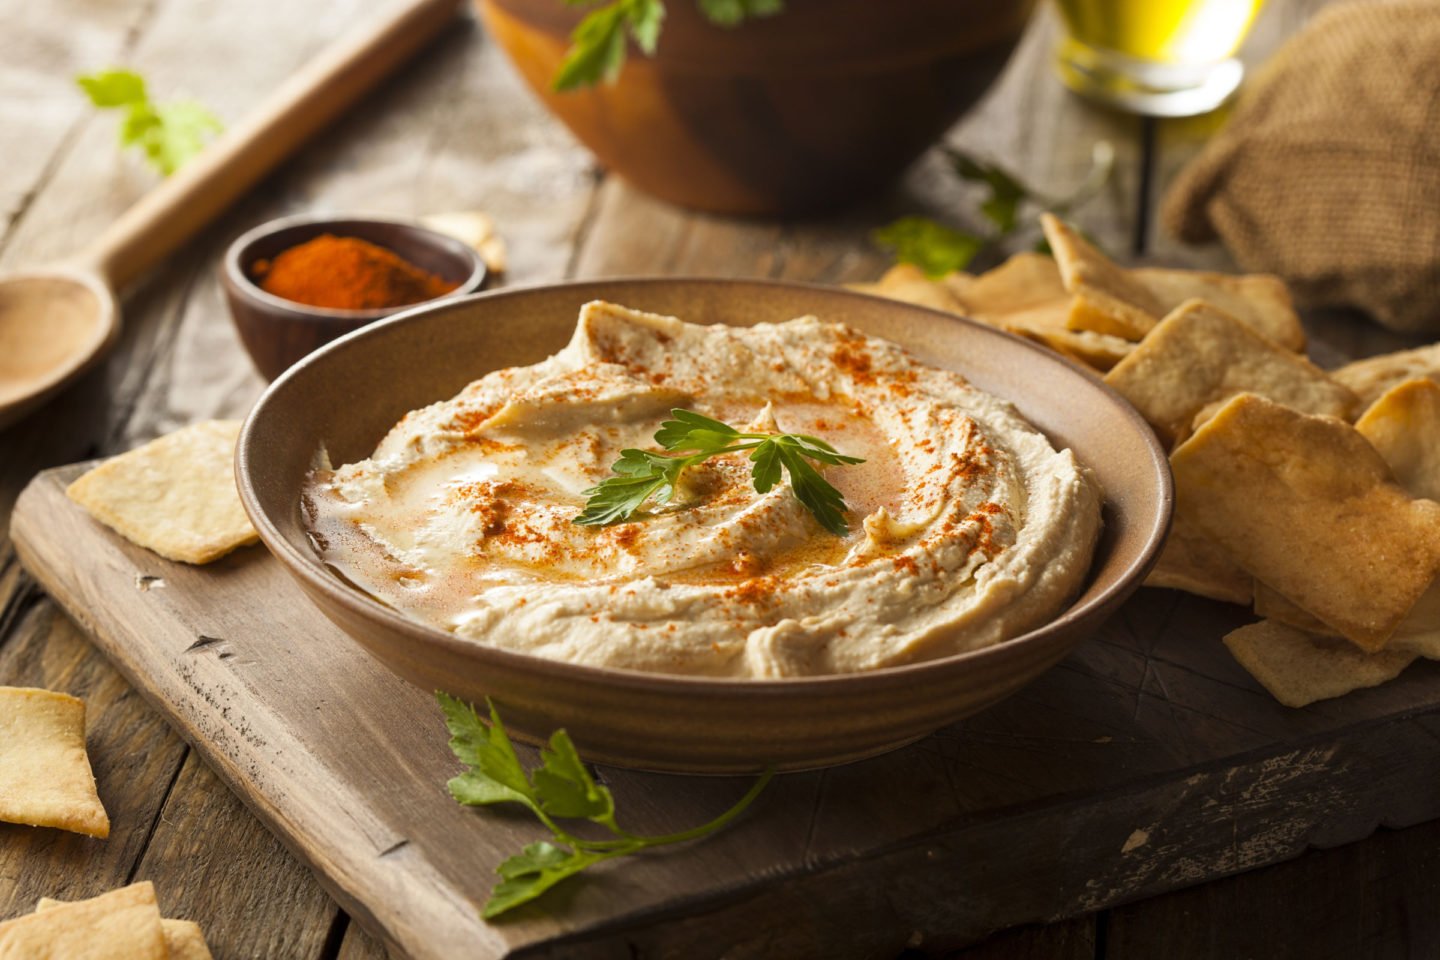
1163 0 1440 334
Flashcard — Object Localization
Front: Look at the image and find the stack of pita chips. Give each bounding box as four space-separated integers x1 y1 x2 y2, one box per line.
856 215 1440 707
0 882 214 958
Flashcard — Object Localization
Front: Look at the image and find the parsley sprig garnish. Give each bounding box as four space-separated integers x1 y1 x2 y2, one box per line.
439 693 772 919
76 69 222 176
553 0 784 91
573 409 864 536
873 141 1115 277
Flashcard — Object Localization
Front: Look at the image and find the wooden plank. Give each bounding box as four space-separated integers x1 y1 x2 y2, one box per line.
0 584 188 919
131 751 344 957
0 0 600 954
1105 795 1440 959
17 464 1440 958
0 0 160 240
945 917 1097 960
338 923 393 960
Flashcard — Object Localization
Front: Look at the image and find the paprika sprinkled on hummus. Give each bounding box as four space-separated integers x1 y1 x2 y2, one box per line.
303 302 1103 678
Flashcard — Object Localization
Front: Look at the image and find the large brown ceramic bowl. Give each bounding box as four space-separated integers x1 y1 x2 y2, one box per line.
236 279 1170 773
479 0 1037 215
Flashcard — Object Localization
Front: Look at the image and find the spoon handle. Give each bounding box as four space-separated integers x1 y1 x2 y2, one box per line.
77 0 461 289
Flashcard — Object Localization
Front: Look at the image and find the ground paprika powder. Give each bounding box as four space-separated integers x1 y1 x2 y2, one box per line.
251 233 459 310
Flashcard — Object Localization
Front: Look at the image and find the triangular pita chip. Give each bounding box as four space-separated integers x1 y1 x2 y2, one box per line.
849 264 968 314
1130 267 1304 352
0 687 109 837
0 882 166 958
1333 342 1440 409
1144 513 1252 605
1224 620 1416 708
852 255 1133 371
956 254 1134 370
1355 377 1440 500
1171 393 1440 651
1042 214 1168 339
1041 214 1305 349
38 898 213 960
1105 300 1356 444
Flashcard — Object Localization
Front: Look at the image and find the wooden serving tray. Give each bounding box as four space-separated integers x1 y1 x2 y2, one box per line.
14 463 1440 959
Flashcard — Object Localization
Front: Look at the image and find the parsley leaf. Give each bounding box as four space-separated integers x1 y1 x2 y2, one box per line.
534 730 616 821
574 408 864 536
776 440 851 537
653 408 740 450
553 0 666 91
77 68 222 176
438 693 772 919
440 694 542 814
695 0 785 26
553 0 785 90
485 842 604 919
950 153 1027 233
871 216 985 278
873 141 1115 278
77 69 147 107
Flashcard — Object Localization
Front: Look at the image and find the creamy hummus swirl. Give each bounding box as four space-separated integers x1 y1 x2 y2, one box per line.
304 301 1102 678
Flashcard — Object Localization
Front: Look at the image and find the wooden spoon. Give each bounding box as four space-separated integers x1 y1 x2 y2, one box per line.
0 0 461 430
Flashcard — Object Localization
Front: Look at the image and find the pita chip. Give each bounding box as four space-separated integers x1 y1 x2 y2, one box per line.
851 263 969 314
1355 377 1440 501
1131 267 1305 352
1105 300 1357 444
1171 393 1440 651
853 254 1133 370
37 898 213 960
1017 325 1135 371
1257 565 1440 651
1248 378 1440 649
1042 214 1169 340
1144 514 1252 605
0 687 108 837
0 882 166 958
66 420 258 564
1252 581 1329 633
953 253 1134 370
1040 213 1306 349
1333 342 1440 409
1223 620 1416 708
956 252 1066 313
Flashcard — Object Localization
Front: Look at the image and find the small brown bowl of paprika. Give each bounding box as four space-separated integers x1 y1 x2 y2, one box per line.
223 214 486 380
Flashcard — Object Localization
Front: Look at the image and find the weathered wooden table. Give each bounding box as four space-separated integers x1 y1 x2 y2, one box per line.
3 0 1437 956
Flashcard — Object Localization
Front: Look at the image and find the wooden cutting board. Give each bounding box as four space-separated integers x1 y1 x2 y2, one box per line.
14 463 1440 959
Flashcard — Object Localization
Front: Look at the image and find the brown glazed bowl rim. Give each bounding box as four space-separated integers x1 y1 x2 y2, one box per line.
237 277 1172 698
223 213 488 323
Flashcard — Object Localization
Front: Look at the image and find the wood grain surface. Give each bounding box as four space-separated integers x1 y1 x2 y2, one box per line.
2 0 1438 956
16 452 1440 957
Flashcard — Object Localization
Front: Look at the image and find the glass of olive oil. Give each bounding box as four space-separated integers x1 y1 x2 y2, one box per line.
1053 0 1266 116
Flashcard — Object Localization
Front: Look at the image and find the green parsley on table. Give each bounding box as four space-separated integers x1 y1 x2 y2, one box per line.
552 0 785 91
873 141 1115 278
573 408 865 536
438 692 773 919
76 69 222 176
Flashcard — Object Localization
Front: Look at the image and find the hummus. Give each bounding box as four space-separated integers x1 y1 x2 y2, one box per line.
303 301 1103 678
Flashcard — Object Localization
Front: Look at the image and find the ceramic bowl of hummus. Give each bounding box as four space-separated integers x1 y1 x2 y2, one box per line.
236 279 1171 772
